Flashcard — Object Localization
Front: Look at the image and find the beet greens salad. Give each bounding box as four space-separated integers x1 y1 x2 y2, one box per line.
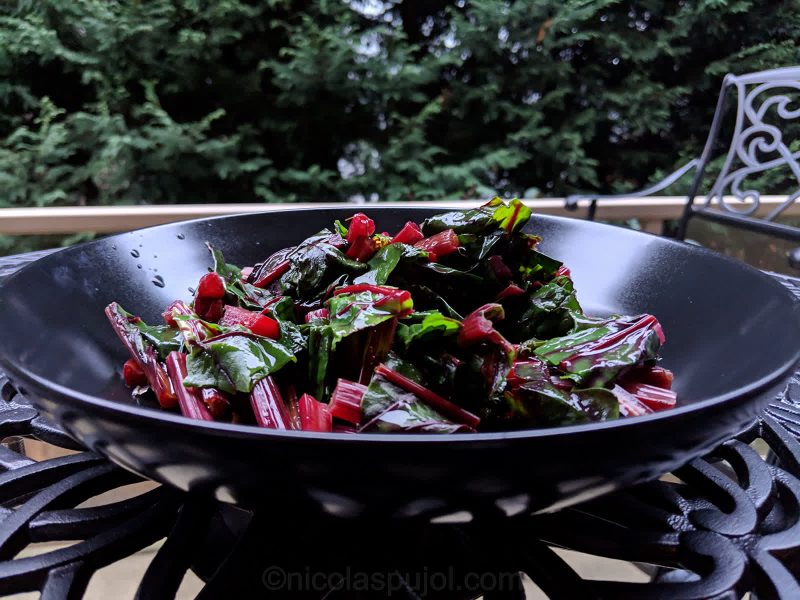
105 199 676 434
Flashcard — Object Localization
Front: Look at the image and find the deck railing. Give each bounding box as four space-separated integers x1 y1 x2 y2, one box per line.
0 196 795 236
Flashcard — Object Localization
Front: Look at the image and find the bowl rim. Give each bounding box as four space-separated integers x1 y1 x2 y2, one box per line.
1 206 798 444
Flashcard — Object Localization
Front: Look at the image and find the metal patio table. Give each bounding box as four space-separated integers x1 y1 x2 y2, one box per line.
0 249 799 599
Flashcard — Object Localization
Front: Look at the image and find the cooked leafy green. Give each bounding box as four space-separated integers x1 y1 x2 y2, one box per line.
333 220 348 238
512 277 581 342
186 334 296 393
136 322 183 359
421 203 498 235
396 311 461 350
493 198 532 233
354 243 427 286
457 231 503 264
110 303 182 360
307 325 334 401
363 398 469 433
404 284 463 319
326 290 407 347
207 242 242 283
359 355 464 432
533 314 662 386
420 197 530 236
184 350 234 393
279 230 367 297
506 359 620 426
107 198 673 433
270 296 306 354
360 373 418 423
206 243 277 310
400 262 490 315
506 233 562 282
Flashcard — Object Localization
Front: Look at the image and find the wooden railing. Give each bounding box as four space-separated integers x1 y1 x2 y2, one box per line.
0 196 796 235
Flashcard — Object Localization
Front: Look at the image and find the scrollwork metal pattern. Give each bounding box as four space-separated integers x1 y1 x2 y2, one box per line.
2 378 800 598
702 70 800 220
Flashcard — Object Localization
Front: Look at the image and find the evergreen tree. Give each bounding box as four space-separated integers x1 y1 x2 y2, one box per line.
0 0 797 245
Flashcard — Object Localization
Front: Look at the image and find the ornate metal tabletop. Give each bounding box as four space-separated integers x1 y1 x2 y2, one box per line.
0 250 799 599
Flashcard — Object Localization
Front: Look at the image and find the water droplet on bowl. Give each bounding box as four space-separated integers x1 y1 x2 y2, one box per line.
177 233 185 240
137 264 142 269
130 249 140 258
153 255 158 259
152 275 165 288
188 287 195 295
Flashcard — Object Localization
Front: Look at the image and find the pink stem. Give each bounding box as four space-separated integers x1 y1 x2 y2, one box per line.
250 377 292 429
374 364 480 428
165 352 213 421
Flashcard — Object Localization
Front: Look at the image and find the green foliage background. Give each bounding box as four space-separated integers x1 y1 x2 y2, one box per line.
1 0 799 252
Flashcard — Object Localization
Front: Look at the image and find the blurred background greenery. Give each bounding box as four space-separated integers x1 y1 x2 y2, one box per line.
1 0 799 261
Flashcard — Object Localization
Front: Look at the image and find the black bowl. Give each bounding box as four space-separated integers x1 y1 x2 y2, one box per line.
0 208 798 519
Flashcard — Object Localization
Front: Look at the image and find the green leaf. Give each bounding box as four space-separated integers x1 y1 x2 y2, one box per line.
354 243 427 286
360 358 462 433
307 325 333 400
358 353 424 421
360 372 418 422
427 260 485 280
420 198 531 237
326 290 404 347
109 303 181 360
398 262 489 316
106 303 149 361
204 243 278 310
384 351 426 381
333 219 348 237
396 310 461 350
280 230 366 298
492 198 532 233
457 231 503 263
533 315 662 386
507 233 562 282
231 281 278 309
270 296 307 354
172 313 225 346
570 388 620 421
514 276 582 341
207 242 241 283
136 322 183 360
506 359 619 426
364 398 466 433
189 334 296 393
184 350 235 394
405 284 463 319
420 200 500 235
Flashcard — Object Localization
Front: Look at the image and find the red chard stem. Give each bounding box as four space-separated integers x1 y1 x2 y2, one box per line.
145 346 177 409
250 377 292 429
329 379 367 425
201 388 230 419
165 352 213 421
299 394 333 432
252 260 291 289
105 303 176 408
374 364 480 428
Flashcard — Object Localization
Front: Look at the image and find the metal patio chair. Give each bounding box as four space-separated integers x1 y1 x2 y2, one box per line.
565 66 800 266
